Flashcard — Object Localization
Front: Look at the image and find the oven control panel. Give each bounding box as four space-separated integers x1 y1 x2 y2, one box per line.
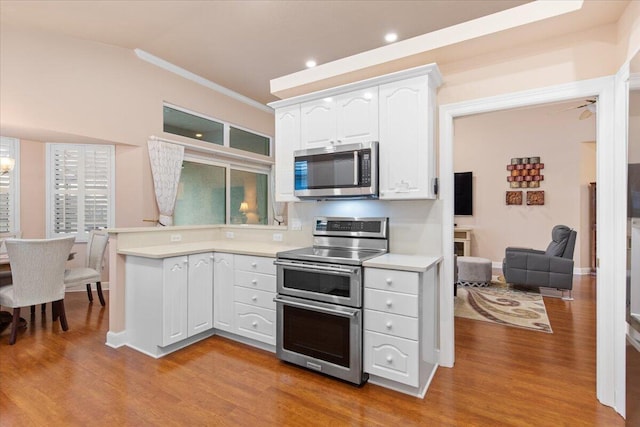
314 217 388 238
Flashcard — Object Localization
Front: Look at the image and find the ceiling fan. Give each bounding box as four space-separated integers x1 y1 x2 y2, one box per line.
573 98 597 120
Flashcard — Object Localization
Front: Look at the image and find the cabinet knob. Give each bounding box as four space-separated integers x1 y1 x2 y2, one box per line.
251 279 258 285
386 355 393 364
385 278 392 285
252 321 258 328
385 321 393 329
386 300 392 308
336 139 342 144
330 140 335 145
251 262 257 268
251 295 258 302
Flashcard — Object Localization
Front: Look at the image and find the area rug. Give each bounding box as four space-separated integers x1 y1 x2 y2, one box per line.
455 281 553 333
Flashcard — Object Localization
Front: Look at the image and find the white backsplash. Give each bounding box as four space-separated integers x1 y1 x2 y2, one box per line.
288 199 443 256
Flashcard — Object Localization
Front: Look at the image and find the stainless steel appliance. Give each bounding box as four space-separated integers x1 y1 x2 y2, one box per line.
293 141 378 199
274 216 388 385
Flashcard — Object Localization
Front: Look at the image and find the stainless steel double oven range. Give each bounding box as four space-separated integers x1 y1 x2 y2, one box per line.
274 217 389 385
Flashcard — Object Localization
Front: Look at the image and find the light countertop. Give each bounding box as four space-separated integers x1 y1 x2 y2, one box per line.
118 240 304 259
363 253 442 272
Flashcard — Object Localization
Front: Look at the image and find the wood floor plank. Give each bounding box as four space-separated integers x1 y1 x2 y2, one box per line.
0 274 625 426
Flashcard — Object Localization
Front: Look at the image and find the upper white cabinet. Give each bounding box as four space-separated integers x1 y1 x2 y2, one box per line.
379 75 437 200
274 105 301 202
300 88 379 149
269 64 441 202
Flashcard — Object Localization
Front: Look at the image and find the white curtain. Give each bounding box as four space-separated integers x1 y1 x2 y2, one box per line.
147 139 184 226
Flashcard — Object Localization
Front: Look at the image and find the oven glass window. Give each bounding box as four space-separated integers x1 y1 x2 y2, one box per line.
283 305 350 367
283 269 350 297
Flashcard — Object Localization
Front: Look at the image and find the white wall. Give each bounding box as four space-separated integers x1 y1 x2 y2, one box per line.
453 100 596 269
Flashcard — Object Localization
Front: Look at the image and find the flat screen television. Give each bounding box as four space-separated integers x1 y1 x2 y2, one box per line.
454 172 473 216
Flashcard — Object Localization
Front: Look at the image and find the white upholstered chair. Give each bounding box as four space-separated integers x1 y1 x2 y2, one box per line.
64 230 109 306
0 236 75 345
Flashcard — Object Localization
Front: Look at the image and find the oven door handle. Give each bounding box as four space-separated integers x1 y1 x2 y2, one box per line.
274 260 358 275
274 297 359 318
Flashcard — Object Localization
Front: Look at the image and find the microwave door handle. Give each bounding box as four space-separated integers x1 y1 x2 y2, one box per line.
353 151 359 185
273 297 359 318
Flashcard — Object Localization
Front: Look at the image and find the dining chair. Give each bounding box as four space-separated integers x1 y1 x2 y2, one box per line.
64 230 109 306
0 236 75 345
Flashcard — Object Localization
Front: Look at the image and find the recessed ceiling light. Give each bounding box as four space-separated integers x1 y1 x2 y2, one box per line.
305 59 317 68
385 32 398 43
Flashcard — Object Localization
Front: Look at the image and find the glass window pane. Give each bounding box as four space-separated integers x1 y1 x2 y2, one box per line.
174 162 226 225
163 106 223 146
230 169 268 225
230 127 270 156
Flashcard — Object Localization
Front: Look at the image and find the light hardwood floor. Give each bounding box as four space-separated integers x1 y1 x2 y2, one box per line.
0 275 624 426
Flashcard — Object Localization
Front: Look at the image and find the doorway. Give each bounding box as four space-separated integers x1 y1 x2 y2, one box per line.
439 76 619 409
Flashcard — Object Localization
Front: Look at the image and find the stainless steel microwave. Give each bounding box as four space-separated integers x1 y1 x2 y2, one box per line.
293 141 378 199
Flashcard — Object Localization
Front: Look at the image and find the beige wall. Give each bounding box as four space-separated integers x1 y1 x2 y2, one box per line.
452 102 596 269
0 24 274 233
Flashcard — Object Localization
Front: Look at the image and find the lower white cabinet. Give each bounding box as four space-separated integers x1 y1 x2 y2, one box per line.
213 253 234 332
363 265 438 396
125 253 214 357
232 254 277 345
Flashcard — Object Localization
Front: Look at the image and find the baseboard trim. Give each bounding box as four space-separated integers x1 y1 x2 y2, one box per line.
106 330 127 348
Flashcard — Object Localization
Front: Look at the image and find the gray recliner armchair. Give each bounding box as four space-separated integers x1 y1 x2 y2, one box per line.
502 225 577 297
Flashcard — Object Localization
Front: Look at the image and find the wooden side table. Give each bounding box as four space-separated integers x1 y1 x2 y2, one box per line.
454 227 472 257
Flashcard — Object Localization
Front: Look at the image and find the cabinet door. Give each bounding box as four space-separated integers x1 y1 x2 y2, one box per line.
162 256 189 346
301 99 336 149
187 252 214 337
364 331 419 387
213 253 235 332
274 106 301 202
379 75 435 200
335 88 379 145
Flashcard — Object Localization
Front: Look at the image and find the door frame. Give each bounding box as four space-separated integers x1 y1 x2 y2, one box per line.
438 75 623 413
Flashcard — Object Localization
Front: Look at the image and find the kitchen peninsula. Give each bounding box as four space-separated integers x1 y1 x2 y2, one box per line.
106 224 441 397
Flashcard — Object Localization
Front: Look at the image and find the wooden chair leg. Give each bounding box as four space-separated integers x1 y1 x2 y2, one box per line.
96 282 106 306
86 283 93 302
41 303 46 313
30 305 35 316
9 307 20 345
52 301 58 321
56 300 69 331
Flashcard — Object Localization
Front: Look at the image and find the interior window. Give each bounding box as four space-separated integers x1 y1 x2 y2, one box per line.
230 169 268 225
163 106 224 146
230 127 270 156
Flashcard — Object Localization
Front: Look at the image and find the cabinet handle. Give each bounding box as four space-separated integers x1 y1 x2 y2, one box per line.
337 139 342 144
386 355 393 364
386 278 392 285
386 321 392 329
386 300 393 308
251 262 257 268
252 321 258 328
251 295 258 302
251 279 258 285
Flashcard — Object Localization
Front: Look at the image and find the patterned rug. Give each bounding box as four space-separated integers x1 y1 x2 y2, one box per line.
455 282 553 333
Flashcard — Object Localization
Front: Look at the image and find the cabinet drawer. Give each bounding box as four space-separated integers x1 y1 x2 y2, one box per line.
364 288 418 317
365 268 419 295
234 255 276 275
234 286 275 310
234 270 276 293
364 331 418 387
234 303 276 345
364 309 418 341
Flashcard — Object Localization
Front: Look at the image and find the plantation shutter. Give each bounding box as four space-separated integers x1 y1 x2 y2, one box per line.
49 144 114 240
0 137 18 233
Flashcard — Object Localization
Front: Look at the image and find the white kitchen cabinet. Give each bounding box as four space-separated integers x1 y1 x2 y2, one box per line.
378 75 438 200
162 256 189 346
213 252 235 332
274 105 300 202
233 254 277 345
300 87 378 149
124 253 215 358
364 264 438 397
187 252 214 337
